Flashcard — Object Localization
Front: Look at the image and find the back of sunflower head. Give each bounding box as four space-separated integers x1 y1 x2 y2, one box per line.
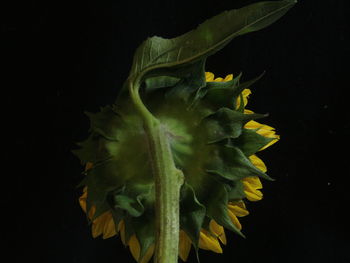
72 1 296 262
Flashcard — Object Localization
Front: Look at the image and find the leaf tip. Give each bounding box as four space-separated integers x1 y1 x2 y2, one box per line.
262 173 275 182
236 229 246 239
268 176 276 182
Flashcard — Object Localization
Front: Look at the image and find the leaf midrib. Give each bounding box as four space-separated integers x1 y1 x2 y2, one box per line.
133 1 295 82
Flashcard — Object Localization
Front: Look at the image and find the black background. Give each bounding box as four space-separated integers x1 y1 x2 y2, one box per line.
2 0 349 262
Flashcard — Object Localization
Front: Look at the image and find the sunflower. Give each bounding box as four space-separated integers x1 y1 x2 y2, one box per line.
77 72 279 262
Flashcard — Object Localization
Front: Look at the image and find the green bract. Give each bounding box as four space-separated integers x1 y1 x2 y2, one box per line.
73 1 296 262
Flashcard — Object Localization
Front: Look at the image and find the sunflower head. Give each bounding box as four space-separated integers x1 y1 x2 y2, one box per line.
72 1 297 261
73 71 279 262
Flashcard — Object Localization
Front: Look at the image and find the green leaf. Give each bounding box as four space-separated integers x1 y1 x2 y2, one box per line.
203 107 267 143
180 183 206 249
231 128 275 156
206 145 273 181
129 0 296 85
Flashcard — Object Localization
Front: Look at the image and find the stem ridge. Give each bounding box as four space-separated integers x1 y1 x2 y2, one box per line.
129 80 184 263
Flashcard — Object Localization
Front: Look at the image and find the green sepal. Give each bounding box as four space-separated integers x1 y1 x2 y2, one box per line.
112 194 145 217
124 215 135 246
203 107 267 143
180 183 206 250
73 135 119 164
85 105 123 141
205 180 245 238
201 216 211 233
206 73 242 89
230 128 276 156
195 72 242 110
110 183 154 217
145 75 180 93
165 59 207 102
85 192 106 221
110 207 124 229
91 200 111 221
82 173 107 218
131 211 155 262
206 145 273 182
226 181 246 201
81 159 126 215
72 134 99 163
232 72 265 103
237 93 245 113
200 215 227 244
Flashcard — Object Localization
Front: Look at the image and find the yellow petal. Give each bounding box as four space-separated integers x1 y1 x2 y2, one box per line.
227 210 242 230
259 135 280 151
246 120 278 138
78 188 95 219
198 229 222 253
236 89 252 109
257 128 278 138
244 120 273 130
179 230 192 262
102 212 117 239
140 244 155 263
129 235 141 262
79 190 87 213
92 211 113 238
228 201 249 217
245 190 263 201
128 236 154 263
92 216 106 238
205 72 215 82
242 89 252 104
209 220 226 245
224 74 233 81
213 77 224 82
88 205 96 220
249 155 267 173
236 98 242 109
243 176 263 189
243 180 263 201
244 120 280 150
244 109 254 114
85 162 94 171
118 220 126 245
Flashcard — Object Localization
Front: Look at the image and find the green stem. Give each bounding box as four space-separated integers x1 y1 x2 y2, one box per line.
128 79 184 263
